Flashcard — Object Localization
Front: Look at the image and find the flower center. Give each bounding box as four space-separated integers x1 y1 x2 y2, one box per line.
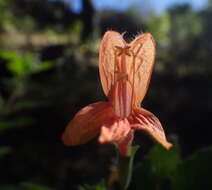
113 80 133 118
109 45 135 118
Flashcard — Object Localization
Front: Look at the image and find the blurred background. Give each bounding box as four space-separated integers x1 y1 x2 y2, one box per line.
0 0 212 189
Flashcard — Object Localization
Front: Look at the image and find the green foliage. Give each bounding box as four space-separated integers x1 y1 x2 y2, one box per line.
0 0 14 31
79 180 106 190
16 16 36 33
0 50 53 133
69 19 83 43
147 144 181 178
13 101 45 112
173 147 212 190
170 6 203 45
133 143 181 190
0 95 4 106
0 146 11 158
0 185 17 190
20 183 52 190
134 144 212 190
0 183 52 190
147 12 171 47
0 50 53 78
0 117 35 132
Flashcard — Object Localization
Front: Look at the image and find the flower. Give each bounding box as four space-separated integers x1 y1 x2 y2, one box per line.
62 31 172 156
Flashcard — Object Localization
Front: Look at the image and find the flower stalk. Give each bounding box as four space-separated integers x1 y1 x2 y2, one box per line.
117 145 139 190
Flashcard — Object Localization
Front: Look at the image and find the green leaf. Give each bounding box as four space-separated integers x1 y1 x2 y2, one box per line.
147 144 181 178
0 50 54 78
0 51 32 77
20 183 51 190
173 147 212 190
79 180 106 190
133 143 181 190
133 159 156 190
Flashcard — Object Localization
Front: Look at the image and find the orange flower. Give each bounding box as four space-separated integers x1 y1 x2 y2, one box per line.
62 31 172 156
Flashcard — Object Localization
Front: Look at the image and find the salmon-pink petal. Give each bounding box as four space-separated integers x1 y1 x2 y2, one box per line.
62 101 115 146
132 108 172 149
99 30 126 96
99 31 156 106
99 118 131 143
110 80 133 118
128 33 156 106
117 130 134 157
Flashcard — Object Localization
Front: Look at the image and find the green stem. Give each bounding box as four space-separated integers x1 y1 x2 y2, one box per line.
117 146 139 190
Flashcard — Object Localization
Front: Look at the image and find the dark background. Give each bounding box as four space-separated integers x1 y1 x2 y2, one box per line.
0 0 212 189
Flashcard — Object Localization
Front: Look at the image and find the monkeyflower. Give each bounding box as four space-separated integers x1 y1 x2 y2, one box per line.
62 31 172 157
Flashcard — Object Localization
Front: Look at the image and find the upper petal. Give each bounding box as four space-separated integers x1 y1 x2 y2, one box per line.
128 33 156 105
62 101 115 146
99 31 156 106
99 118 131 144
99 30 126 96
132 107 172 149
